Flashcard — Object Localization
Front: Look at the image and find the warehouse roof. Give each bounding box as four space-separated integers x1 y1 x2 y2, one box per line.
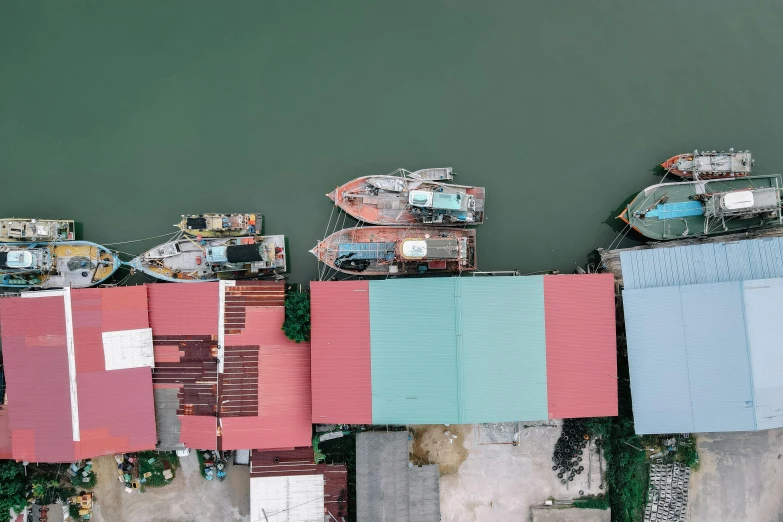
0 287 157 462
148 281 310 451
311 275 617 424
624 278 783 433
620 236 783 290
356 431 440 522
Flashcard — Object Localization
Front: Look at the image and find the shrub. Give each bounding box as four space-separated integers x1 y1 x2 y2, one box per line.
137 451 177 488
282 290 310 343
70 470 96 489
0 460 29 517
573 496 610 510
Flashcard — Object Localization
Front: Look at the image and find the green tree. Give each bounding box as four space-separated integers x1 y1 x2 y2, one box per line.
0 460 29 516
282 290 310 343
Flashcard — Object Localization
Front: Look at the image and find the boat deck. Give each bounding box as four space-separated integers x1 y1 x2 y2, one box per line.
44 244 117 288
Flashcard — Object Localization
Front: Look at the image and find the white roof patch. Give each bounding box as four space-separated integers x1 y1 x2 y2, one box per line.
250 475 325 522
102 328 154 371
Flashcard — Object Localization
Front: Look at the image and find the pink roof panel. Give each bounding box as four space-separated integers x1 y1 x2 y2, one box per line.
1 296 74 462
544 274 618 418
221 307 312 450
147 283 219 336
0 408 12 459
180 416 217 450
310 281 372 424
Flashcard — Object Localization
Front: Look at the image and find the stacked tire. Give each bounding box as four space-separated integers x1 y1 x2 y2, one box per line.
552 418 588 485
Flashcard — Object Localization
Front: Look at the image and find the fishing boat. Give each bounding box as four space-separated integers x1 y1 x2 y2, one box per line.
328 168 485 226
0 241 120 289
619 175 783 241
661 149 753 179
310 226 477 276
127 235 286 282
176 213 261 237
0 219 74 242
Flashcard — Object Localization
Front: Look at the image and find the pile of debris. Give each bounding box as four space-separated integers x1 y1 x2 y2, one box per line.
114 454 140 493
644 463 690 522
67 492 93 521
66 460 95 487
201 450 227 481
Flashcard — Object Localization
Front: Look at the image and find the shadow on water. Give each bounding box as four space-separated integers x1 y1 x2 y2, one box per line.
603 192 638 232
651 164 667 177
74 222 84 241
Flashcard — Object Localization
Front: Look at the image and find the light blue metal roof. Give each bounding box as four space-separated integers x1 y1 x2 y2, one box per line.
623 286 696 434
742 278 783 430
620 237 783 290
623 282 757 434
459 277 548 423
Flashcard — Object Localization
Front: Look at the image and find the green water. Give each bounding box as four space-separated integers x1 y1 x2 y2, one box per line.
2 1 783 284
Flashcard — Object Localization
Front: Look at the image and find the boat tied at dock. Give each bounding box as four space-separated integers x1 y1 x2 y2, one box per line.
662 149 753 179
176 213 261 237
0 218 74 242
328 168 485 226
127 233 286 282
0 241 120 289
619 175 783 240
311 225 477 276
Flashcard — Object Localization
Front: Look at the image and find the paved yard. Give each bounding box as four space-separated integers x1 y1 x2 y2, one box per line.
688 428 783 522
437 422 606 522
90 452 250 522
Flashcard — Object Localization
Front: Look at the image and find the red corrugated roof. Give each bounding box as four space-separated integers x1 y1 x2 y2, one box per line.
544 274 618 418
179 416 217 449
221 307 312 450
1 295 74 462
310 281 372 424
0 288 158 462
147 283 219 336
0 407 13 459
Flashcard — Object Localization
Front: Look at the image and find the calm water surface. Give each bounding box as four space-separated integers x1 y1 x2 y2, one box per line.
2 1 783 284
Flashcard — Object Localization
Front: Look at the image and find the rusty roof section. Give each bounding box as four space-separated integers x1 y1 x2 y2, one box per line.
249 447 318 477
249 447 348 519
0 406 12 459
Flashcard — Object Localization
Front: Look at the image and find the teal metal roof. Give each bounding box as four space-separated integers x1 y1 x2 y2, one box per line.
460 277 547 423
369 278 459 424
368 277 548 424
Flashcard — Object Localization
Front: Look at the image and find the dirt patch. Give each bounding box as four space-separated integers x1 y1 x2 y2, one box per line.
91 455 123 522
411 424 470 475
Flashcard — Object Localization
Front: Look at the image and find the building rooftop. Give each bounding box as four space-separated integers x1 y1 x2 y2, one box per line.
356 431 440 522
0 287 157 462
311 275 617 425
148 281 311 452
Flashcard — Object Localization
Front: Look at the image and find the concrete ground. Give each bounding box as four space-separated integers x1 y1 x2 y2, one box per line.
531 506 610 522
687 428 783 522
437 422 606 522
90 452 250 522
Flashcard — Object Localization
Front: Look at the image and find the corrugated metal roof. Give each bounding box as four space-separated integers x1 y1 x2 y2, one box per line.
742 279 783 430
460 277 548 423
356 431 412 522
1 287 158 461
250 474 325 522
620 237 783 290
179 416 217 450
624 283 759 434
1 295 75 462
369 279 459 424
356 431 440 522
310 276 617 425
0 407 12 459
220 305 312 451
310 281 372 424
623 287 696 434
544 274 618 419
147 283 219 335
